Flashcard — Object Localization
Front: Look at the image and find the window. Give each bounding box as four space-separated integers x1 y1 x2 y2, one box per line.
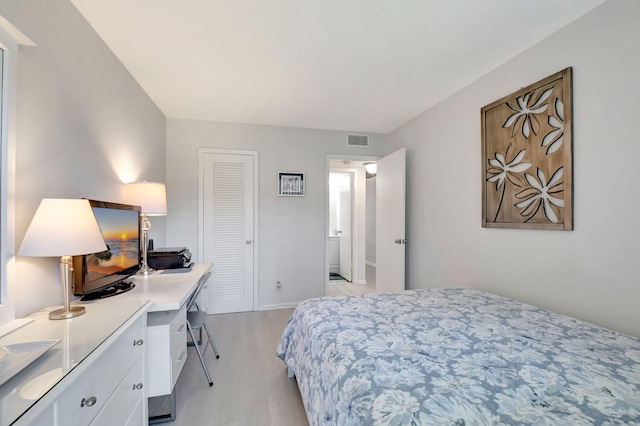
0 17 34 327
1 46 5 305
0 29 13 323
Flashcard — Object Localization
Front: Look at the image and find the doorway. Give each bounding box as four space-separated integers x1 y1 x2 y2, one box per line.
329 172 352 283
325 149 407 297
326 157 378 296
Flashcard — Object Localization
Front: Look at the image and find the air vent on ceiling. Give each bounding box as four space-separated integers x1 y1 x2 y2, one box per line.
347 134 369 148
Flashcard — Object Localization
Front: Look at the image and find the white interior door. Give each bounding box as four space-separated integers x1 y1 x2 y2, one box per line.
339 173 352 281
375 148 406 292
199 149 256 314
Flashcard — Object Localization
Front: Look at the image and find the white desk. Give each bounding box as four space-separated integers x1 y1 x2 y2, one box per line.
124 263 213 423
124 263 213 312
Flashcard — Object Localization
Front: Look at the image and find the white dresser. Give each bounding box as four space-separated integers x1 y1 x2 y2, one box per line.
0 299 149 426
0 263 213 425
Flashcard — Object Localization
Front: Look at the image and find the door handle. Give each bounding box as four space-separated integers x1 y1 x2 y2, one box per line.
246 240 252 245
394 238 408 244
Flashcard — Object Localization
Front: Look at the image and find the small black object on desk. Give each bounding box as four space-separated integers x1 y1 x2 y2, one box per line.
80 281 135 301
148 247 192 270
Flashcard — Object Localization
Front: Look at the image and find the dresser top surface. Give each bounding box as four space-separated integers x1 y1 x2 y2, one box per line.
0 299 148 425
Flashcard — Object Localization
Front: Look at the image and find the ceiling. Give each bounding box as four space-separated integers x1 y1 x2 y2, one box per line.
70 0 605 134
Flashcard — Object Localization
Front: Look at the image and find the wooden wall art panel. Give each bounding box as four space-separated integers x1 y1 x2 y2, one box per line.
481 68 573 230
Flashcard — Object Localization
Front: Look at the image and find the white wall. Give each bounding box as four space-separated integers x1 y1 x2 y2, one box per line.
328 172 347 237
166 118 385 308
387 0 640 337
0 0 166 319
365 176 376 264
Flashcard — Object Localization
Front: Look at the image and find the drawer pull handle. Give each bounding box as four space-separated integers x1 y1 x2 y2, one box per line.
81 396 97 408
132 383 144 390
176 324 185 333
133 339 144 346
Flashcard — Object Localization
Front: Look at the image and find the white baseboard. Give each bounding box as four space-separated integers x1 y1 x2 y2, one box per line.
365 261 377 268
258 302 301 311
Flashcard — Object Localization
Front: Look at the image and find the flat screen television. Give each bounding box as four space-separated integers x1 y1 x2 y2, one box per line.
72 200 141 300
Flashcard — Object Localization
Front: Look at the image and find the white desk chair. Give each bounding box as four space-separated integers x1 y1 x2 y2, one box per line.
186 271 220 386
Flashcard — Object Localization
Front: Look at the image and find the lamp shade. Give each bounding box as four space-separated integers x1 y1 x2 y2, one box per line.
18 199 107 257
363 162 377 175
124 182 167 216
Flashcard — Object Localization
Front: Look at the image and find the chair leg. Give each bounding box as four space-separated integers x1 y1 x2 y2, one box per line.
202 321 220 359
187 321 213 386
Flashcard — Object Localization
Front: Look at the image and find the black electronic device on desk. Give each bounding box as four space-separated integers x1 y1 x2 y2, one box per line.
148 247 193 270
73 199 141 300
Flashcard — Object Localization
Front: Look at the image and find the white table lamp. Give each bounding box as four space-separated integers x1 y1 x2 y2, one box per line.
124 181 167 275
18 198 107 320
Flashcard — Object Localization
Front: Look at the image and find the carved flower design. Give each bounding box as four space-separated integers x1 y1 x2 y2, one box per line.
487 145 531 190
486 144 531 222
503 88 553 139
541 98 564 155
515 167 564 223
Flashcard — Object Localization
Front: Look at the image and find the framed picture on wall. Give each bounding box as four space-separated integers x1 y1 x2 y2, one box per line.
278 172 305 196
481 67 573 231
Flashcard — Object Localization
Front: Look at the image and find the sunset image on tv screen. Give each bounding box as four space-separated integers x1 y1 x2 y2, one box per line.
87 207 139 278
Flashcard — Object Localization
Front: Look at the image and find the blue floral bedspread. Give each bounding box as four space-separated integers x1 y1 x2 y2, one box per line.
276 288 640 425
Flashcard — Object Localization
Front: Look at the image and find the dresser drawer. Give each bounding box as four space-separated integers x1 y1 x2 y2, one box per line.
171 332 187 388
56 315 145 425
90 355 144 426
170 306 187 336
124 397 146 426
26 403 55 426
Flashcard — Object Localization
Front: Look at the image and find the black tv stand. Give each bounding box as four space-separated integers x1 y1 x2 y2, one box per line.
80 281 135 301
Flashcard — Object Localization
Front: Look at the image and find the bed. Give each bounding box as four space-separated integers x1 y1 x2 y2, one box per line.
276 287 640 425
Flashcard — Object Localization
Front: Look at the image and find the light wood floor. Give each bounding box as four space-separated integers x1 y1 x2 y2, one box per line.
165 309 308 426
163 266 376 425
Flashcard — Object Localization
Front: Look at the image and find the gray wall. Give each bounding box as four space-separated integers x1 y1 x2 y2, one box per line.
0 0 166 318
166 118 386 308
365 177 376 264
387 0 640 337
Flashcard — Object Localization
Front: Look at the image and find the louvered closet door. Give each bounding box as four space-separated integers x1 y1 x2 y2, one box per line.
199 150 255 314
